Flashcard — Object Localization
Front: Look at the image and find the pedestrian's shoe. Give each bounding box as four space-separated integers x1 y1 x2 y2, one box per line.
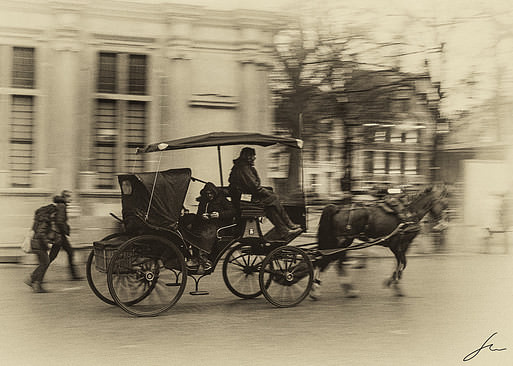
24 276 33 289
70 266 84 281
32 281 48 293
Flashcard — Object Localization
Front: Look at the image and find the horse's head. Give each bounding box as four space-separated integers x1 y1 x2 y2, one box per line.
409 186 448 222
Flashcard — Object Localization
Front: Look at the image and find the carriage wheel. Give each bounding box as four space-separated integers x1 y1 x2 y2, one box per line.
259 246 314 308
86 250 116 305
86 233 124 306
107 235 187 317
222 242 270 299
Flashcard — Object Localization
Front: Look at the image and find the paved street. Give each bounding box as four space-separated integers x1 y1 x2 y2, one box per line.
2 252 513 366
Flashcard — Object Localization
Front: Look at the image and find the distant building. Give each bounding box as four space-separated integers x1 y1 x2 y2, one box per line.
0 0 283 249
291 68 441 201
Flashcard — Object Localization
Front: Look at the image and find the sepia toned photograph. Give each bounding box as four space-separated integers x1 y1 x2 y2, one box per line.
0 0 512 365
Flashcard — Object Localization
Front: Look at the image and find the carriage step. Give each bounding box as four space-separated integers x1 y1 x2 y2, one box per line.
165 282 182 287
190 291 209 296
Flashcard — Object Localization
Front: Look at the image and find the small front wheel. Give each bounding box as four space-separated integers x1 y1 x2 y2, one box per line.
259 246 313 308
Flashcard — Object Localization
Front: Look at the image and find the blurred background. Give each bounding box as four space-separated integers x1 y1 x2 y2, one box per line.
0 0 512 261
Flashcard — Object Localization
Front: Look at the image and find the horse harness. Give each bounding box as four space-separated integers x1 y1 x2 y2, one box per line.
335 202 420 243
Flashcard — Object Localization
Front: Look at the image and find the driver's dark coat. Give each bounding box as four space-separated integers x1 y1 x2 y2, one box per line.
228 157 280 208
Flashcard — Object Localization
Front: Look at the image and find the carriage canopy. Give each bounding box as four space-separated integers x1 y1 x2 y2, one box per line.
136 131 303 153
118 168 191 230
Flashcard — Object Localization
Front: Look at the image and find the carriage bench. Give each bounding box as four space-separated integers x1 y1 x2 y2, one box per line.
238 200 266 241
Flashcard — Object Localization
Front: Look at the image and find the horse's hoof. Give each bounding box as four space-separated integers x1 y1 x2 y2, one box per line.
342 284 360 298
383 279 392 288
392 284 404 297
346 291 360 298
309 284 321 300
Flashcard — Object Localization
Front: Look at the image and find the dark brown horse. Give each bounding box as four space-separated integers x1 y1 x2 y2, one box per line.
310 186 447 299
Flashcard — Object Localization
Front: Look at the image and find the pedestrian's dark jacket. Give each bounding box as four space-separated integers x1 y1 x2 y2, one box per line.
32 205 56 251
197 182 236 227
53 195 70 236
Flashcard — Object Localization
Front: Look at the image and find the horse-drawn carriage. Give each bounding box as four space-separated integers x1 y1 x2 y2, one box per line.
86 131 448 317
86 132 315 316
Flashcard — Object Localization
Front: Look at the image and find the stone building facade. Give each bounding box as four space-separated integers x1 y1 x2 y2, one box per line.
0 0 283 251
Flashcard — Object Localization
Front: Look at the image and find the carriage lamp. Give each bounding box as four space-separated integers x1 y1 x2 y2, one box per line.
121 180 133 195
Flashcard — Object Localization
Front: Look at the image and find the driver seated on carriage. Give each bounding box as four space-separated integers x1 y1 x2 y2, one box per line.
228 147 302 241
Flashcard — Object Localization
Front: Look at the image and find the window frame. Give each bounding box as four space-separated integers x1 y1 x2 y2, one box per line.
93 50 150 189
6 46 37 188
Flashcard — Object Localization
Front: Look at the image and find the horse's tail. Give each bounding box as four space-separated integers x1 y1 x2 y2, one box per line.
317 204 339 250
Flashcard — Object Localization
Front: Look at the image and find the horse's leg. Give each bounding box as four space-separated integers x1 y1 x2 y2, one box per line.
335 240 359 298
384 245 405 297
309 256 331 300
397 248 407 280
336 253 360 298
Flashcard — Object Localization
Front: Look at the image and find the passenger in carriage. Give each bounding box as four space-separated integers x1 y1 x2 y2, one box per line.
228 147 302 240
196 182 236 229
186 182 236 271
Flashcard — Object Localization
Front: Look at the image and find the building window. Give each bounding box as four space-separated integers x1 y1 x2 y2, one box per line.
363 151 373 174
404 153 418 175
94 52 148 189
12 47 35 89
405 130 419 144
97 52 117 93
7 47 36 187
389 152 401 175
9 96 34 187
374 129 388 142
390 129 402 143
95 100 118 189
125 101 146 172
373 151 386 174
128 54 147 95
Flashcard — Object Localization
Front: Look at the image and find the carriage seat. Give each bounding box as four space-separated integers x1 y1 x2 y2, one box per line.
239 200 265 219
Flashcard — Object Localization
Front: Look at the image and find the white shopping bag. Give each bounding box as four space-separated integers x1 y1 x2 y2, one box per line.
21 230 34 254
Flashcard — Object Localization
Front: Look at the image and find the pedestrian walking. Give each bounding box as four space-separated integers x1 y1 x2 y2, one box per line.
24 190 82 293
49 190 83 280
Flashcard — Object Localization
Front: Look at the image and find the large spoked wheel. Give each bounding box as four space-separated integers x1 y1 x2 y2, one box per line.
107 235 187 317
259 246 314 308
86 233 123 306
222 242 270 299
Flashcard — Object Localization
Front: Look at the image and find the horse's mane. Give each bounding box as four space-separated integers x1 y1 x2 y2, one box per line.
405 186 438 214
